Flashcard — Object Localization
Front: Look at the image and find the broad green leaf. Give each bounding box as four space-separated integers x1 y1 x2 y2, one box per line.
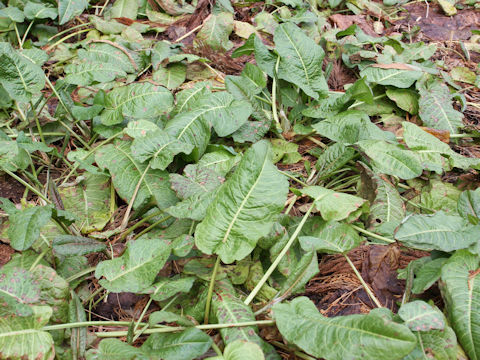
174 81 211 114
149 311 195 327
411 257 447 294
59 0 89 25
142 276 195 301
313 111 394 145
197 150 240 177
110 0 138 19
0 267 39 317
100 83 174 125
301 186 367 222
195 140 288 263
395 211 480 252
124 119 160 138
276 250 318 296
274 23 327 99
131 129 194 170
211 340 265 360
273 296 416 360
412 179 460 214
403 326 457 360
271 139 302 164
166 191 218 221
172 234 195 257
95 141 177 210
52 235 106 257
95 237 171 292
386 88 419 114
253 35 276 77
418 79 463 133
440 250 480 360
86 339 144 360
398 300 445 331
358 163 405 235
212 280 280 359
195 12 234 51
0 7 24 22
357 140 424 180
0 306 54 360
360 65 423 88
58 173 113 233
299 221 362 254
170 164 224 199
153 63 186 89
141 328 211 360
24 2 57 20
0 46 45 102
8 205 52 251
244 261 277 301
458 188 480 224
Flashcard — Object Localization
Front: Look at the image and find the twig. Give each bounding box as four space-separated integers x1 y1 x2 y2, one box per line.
344 254 383 308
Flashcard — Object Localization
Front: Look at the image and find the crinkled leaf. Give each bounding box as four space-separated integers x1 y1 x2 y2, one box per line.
52 235 106 257
170 164 224 199
403 326 457 360
0 267 39 317
58 173 113 233
214 340 265 360
398 300 445 331
313 143 356 179
301 186 367 222
95 236 171 292
412 257 447 294
274 23 327 99
131 129 194 170
440 250 480 360
195 12 234 51
95 141 177 210
357 140 424 180
395 211 480 252
100 83 173 125
299 221 362 254
153 63 186 89
273 296 416 360
195 140 288 263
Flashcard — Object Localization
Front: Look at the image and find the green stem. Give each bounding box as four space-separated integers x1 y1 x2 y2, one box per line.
120 164 151 230
30 100 46 144
245 203 315 305
344 254 383 308
204 256 221 324
48 22 91 42
211 342 223 357
43 321 143 332
14 23 22 49
351 224 395 244
45 28 91 52
271 56 282 133
120 210 164 241
133 216 172 240
96 320 276 338
29 248 49 271
3 169 50 203
21 21 34 46
66 266 96 283
348 94 386 109
278 170 308 187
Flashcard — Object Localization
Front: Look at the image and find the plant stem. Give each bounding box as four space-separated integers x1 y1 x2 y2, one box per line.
96 320 276 337
120 210 164 241
133 216 172 240
271 56 282 133
204 256 221 324
278 170 308 187
350 224 395 244
45 28 91 52
120 164 151 230
245 203 315 305
43 320 145 331
344 254 383 308
211 342 223 356
3 169 50 203
48 22 91 42
21 21 34 46
66 266 96 283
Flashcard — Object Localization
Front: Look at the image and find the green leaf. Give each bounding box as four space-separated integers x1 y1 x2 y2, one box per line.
59 0 89 25
417 79 464 133
395 211 480 252
398 300 445 331
195 140 288 263
110 0 138 19
357 140 424 180
313 143 356 179
170 164 224 199
313 111 394 145
299 221 362 254
52 235 106 257
273 296 416 360
0 267 39 317
212 280 280 359
274 23 327 99
403 326 457 360
131 129 194 170
58 173 113 233
86 339 144 360
360 65 423 88
95 140 178 210
253 35 276 77
149 311 195 327
95 237 171 292
142 276 196 301
141 328 212 360
358 163 405 235
100 82 174 125
153 63 186 89
386 88 419 114
458 188 480 224
8 205 52 251
195 12 234 51
411 257 447 294
0 7 25 22
24 2 57 20
301 186 367 222
212 340 266 360
0 306 54 360
0 47 45 103
276 250 318 296
440 250 480 360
